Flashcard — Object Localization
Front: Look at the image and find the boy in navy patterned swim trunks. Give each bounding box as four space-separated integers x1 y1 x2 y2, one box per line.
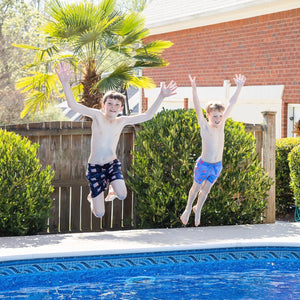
56 62 177 218
181 74 246 226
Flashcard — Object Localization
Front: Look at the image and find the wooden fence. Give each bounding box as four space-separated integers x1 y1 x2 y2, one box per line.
1 111 276 233
1 121 136 233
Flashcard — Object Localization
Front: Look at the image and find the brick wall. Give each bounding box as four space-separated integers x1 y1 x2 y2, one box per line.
143 8 300 137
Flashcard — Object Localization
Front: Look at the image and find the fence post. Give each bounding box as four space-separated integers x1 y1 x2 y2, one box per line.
262 111 276 223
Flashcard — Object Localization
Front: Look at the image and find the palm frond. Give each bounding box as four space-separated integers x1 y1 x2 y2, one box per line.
25 53 74 70
128 76 156 89
97 0 116 16
116 28 149 48
13 43 62 68
71 83 83 102
133 54 169 68
16 72 58 94
20 90 48 119
95 64 155 91
95 64 132 91
16 73 38 93
43 0 117 40
112 12 145 36
137 40 173 54
74 17 118 49
30 47 63 68
19 70 63 118
12 44 40 51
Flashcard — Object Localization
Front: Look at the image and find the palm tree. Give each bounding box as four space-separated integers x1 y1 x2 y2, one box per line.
14 0 172 118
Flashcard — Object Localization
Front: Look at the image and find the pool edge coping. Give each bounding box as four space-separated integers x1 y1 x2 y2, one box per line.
1 240 300 263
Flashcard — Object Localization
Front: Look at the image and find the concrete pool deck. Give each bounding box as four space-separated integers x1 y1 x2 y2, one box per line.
0 222 300 262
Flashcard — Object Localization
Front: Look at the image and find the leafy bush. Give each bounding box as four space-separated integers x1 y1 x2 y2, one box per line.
275 138 300 216
288 144 300 209
127 109 272 228
0 130 54 236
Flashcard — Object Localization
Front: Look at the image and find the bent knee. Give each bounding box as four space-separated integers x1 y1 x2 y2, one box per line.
94 210 104 218
117 191 127 200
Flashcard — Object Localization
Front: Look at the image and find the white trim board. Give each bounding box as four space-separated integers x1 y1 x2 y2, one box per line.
144 85 284 138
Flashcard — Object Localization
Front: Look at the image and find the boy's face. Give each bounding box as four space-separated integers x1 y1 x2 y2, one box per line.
102 97 124 118
207 109 223 128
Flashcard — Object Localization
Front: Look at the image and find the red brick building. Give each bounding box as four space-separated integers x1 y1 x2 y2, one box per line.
142 0 300 137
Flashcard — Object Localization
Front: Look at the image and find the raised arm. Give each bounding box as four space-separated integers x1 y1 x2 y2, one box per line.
123 80 177 125
223 74 246 119
189 75 206 127
55 62 98 118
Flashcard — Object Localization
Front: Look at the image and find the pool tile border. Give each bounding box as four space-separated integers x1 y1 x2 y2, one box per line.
0 246 299 277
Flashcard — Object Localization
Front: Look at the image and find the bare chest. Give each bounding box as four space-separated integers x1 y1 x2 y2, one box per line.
200 125 225 150
91 116 124 142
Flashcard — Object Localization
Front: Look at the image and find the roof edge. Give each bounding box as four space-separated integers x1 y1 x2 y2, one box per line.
145 0 299 35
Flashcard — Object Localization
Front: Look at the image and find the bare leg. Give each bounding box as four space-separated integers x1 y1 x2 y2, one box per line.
105 179 127 202
180 181 201 225
193 180 213 227
87 192 105 218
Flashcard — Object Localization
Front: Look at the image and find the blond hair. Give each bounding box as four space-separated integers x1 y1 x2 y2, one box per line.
206 101 225 114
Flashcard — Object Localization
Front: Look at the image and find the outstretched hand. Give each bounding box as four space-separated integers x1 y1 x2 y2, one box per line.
160 80 177 98
233 74 246 87
189 74 197 88
55 61 72 83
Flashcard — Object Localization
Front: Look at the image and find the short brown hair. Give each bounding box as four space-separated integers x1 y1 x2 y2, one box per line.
102 91 126 106
206 101 225 114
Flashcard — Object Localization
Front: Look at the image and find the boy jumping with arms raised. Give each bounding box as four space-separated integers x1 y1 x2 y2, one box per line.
56 62 177 218
181 74 246 227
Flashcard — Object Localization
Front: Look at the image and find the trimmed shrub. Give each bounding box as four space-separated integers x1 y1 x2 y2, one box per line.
275 138 300 216
0 130 54 236
127 109 272 228
288 144 300 209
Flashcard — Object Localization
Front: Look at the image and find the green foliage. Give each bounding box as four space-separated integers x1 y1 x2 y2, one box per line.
127 109 272 228
14 0 173 118
288 145 300 209
0 1 45 125
1 1 43 84
0 130 54 236
275 137 300 215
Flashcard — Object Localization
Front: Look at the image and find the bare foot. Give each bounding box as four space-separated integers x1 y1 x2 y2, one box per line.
193 205 201 227
180 208 192 225
105 190 117 202
87 193 105 218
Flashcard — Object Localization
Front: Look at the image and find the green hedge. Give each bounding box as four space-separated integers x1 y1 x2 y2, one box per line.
127 109 272 228
0 130 54 236
275 137 300 215
288 144 300 209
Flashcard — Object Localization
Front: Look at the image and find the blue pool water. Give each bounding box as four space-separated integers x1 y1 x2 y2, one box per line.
0 247 299 299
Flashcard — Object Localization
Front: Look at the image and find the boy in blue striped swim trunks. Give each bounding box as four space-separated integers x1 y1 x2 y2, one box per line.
56 62 177 218
181 74 246 226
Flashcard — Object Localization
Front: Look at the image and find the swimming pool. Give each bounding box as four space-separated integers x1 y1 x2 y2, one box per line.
0 246 299 299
